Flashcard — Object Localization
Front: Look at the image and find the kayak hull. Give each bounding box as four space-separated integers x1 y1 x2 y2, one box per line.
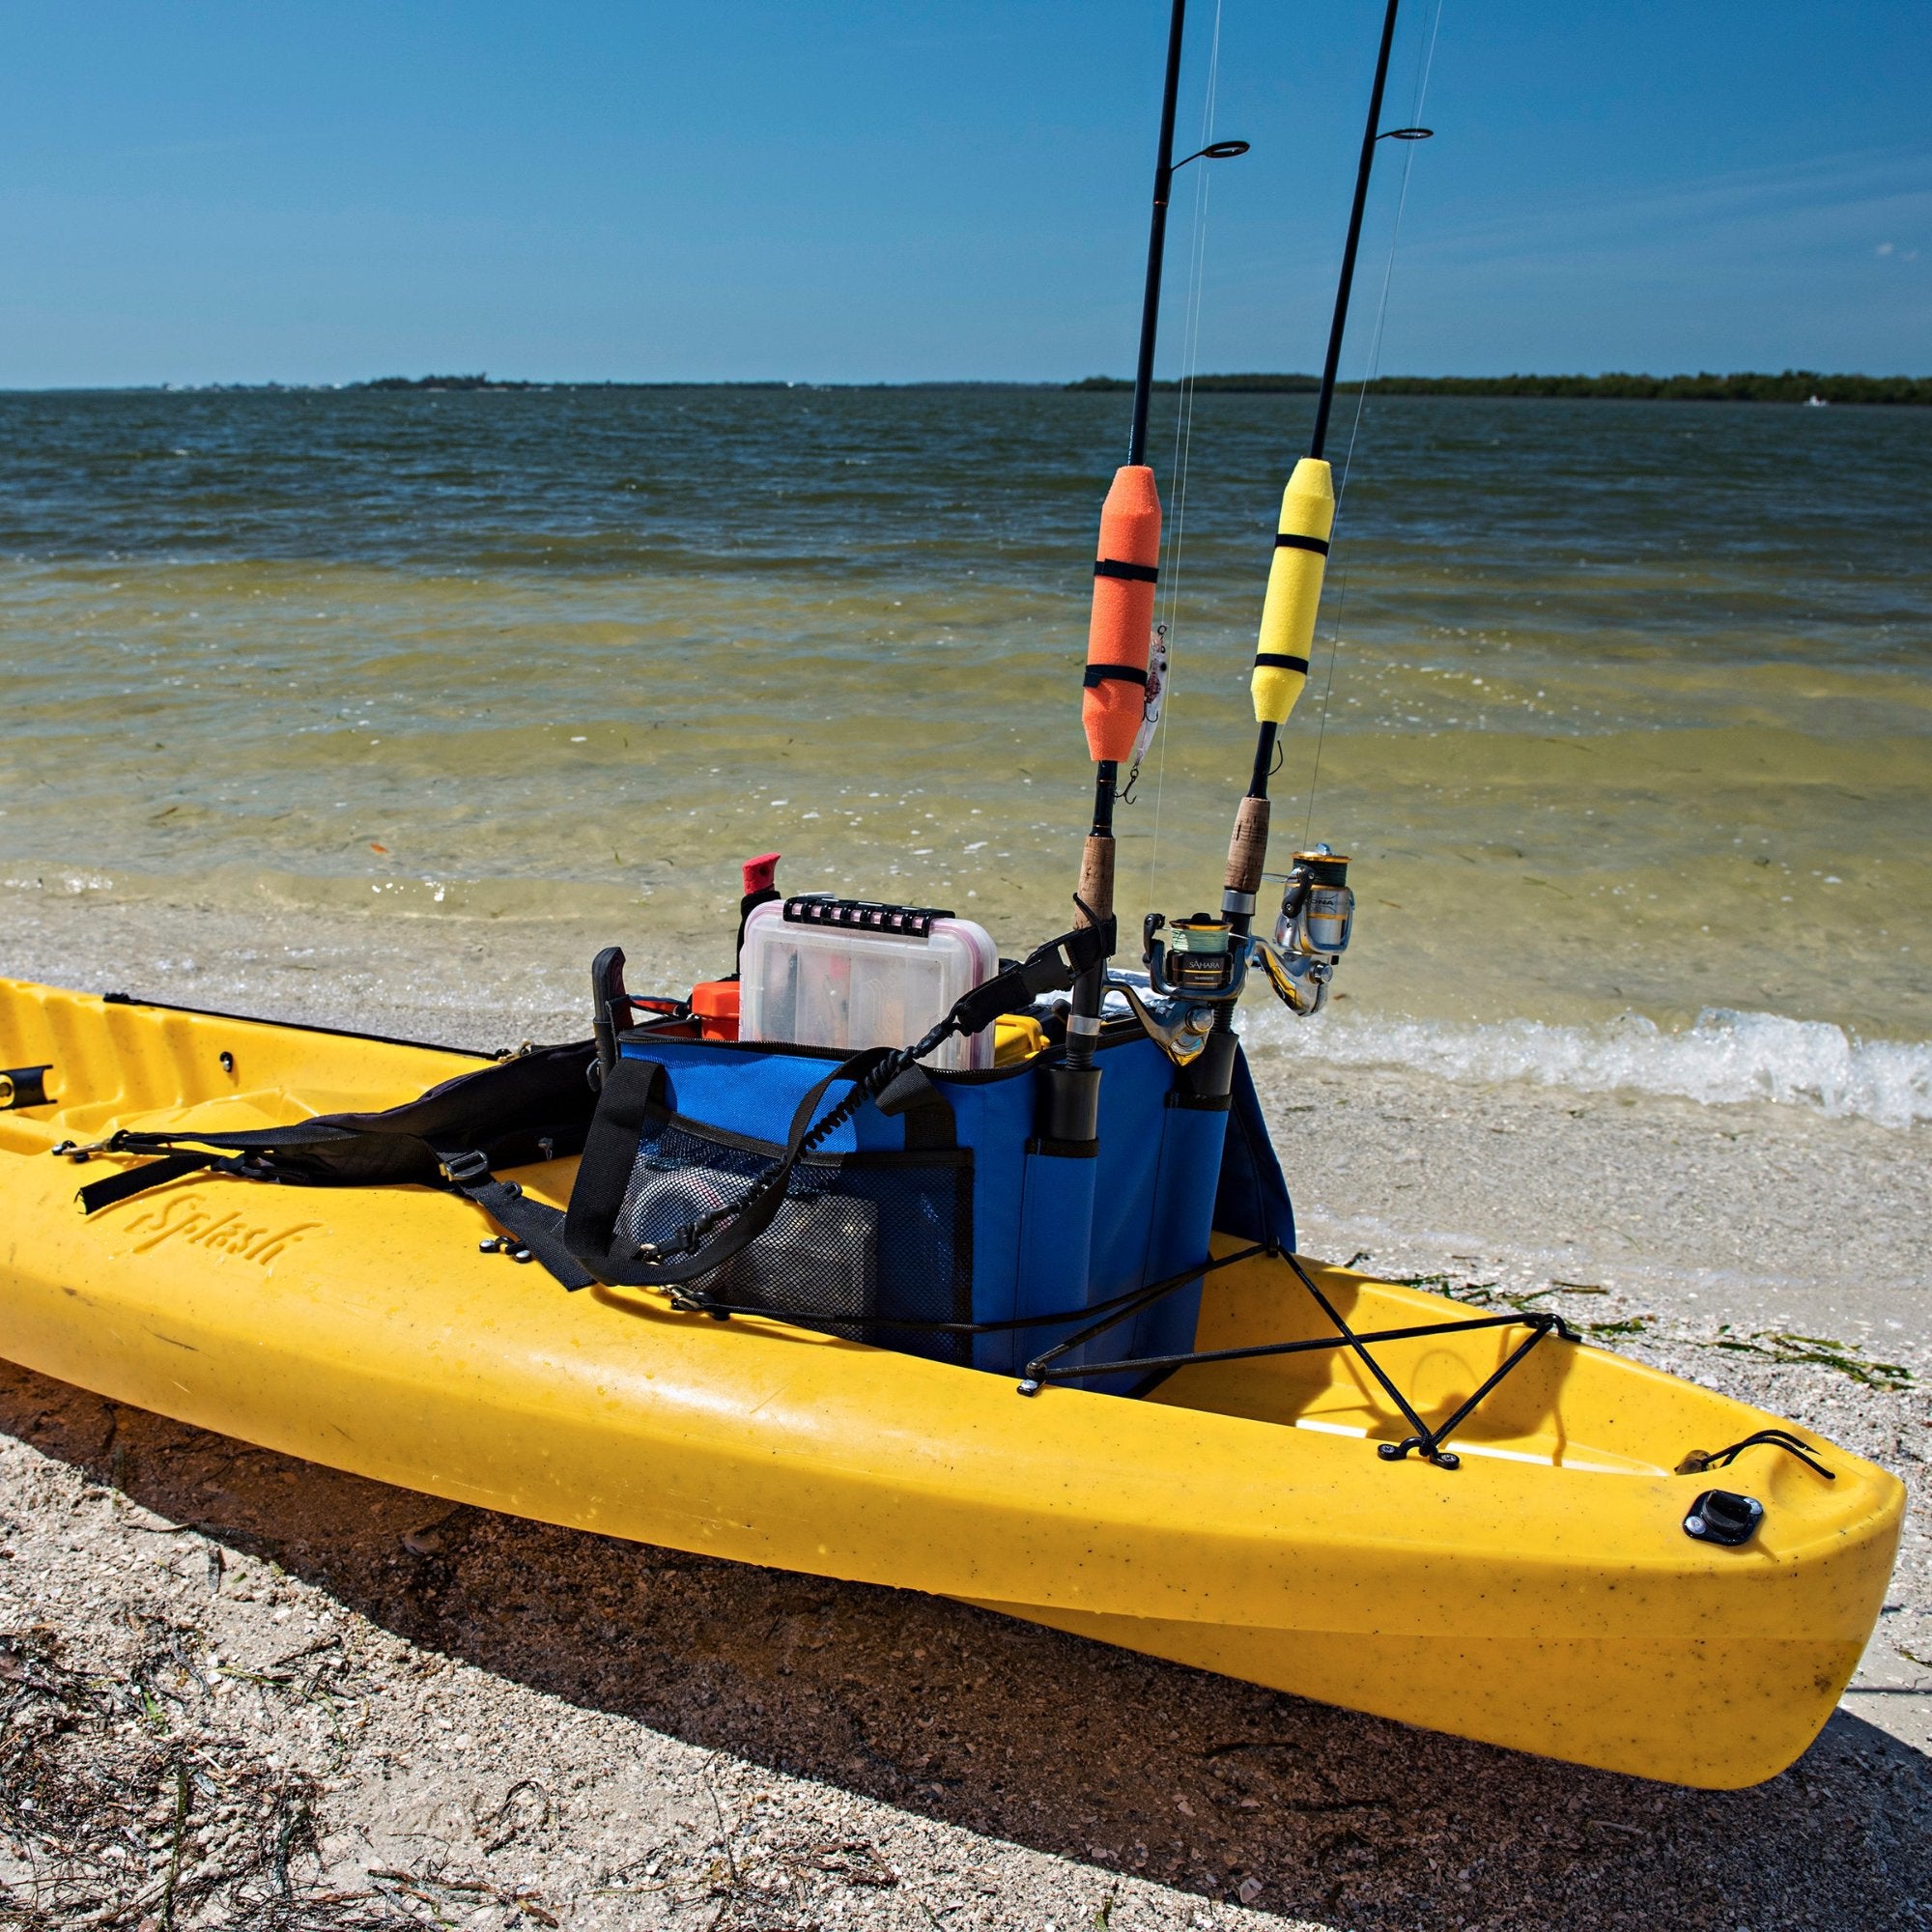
970 1605 1864 1792
0 979 1903 1788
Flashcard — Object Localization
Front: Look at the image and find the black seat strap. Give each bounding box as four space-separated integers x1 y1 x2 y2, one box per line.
432 1148 594 1292
77 1151 229 1214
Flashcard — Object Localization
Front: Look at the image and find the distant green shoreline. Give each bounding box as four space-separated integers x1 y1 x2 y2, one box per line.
14 369 1928 404
1066 371 1932 405
354 369 1929 403
355 367 1924 402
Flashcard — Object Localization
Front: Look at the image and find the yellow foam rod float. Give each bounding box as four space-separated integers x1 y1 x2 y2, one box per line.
0 979 1903 1789
1249 454 1335 730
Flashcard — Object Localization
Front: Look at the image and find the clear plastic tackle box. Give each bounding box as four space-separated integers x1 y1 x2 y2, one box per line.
737 898 999 1071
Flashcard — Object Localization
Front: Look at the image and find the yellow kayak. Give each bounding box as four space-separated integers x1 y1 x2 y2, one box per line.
0 975 1902 1788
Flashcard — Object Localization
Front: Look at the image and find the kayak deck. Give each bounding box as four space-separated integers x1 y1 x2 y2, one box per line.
0 977 1905 1787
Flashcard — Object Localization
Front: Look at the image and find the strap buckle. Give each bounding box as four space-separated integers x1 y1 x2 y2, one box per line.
439 1149 492 1186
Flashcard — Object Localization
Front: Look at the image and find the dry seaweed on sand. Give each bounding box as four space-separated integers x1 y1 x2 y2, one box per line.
676 1773 900 1932
0 1621 554 1932
1396 1272 1657 1344
1692 1325 1917 1392
1404 1277 1917 1387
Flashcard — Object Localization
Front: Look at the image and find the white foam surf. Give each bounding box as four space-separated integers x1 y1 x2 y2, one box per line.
1249 1005 1932 1131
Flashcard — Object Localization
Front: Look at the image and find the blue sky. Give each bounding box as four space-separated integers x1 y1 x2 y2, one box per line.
1 1 1924 385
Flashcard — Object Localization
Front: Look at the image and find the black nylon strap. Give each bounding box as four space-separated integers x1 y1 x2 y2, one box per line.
68 1042 596 1192
65 1039 601 1294
1273 532 1330 555
947 921 1112 1040
560 1056 667 1282
77 1152 222 1214
872 1064 955 1151
1082 664 1149 688
93 1121 359 1158
1094 558 1159 582
432 1151 594 1292
1253 652 1310 674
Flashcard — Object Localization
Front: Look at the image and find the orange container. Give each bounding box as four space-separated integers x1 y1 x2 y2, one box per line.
689 979 741 1041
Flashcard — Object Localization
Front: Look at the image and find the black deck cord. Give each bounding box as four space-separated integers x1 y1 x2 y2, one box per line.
1677 1430 1835 1481
675 1243 1266 1339
1025 1305 1559 1386
1285 1249 1445 1457
1022 1248 1581 1469
1379 1317 1562 1468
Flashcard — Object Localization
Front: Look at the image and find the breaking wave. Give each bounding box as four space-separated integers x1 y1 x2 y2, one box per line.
1250 1005 1932 1130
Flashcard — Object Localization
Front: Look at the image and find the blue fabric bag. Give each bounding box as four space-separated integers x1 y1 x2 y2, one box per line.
563 1023 1295 1385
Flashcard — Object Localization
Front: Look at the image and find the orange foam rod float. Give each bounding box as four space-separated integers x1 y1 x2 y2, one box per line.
1081 463 1162 766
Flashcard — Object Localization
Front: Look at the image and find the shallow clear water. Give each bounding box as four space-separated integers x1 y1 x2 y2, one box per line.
3 386 1928 1121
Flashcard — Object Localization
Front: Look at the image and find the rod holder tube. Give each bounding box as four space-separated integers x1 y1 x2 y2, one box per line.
1040 1062 1103 1148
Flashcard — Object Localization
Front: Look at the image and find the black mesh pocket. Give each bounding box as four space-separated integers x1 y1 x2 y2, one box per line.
616 1114 974 1365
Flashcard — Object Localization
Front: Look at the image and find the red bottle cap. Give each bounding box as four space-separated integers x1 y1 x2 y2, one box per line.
742 852 781 895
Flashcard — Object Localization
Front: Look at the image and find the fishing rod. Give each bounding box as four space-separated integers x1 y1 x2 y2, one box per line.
1233 0 1433 963
1048 0 1248 1147
1137 0 1428 1094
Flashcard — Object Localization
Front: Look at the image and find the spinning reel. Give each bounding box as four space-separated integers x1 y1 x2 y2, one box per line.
1119 848 1355 1065
1255 847 1355 1017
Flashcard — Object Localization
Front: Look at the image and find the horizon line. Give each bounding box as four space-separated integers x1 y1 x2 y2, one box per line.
4 368 1928 405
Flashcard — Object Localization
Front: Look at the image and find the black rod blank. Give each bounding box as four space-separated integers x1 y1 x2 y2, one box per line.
1127 0 1189 468
1309 0 1405 460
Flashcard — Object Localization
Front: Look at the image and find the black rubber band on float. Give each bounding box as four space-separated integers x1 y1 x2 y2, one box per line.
1083 665 1150 688
1094 558 1160 582
1273 532 1330 555
1253 653 1310 675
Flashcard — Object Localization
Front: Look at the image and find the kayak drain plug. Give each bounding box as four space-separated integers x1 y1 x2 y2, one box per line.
1683 1490 1764 1547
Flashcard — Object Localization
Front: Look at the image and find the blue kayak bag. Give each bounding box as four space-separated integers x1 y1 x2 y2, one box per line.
589 1027 1294 1383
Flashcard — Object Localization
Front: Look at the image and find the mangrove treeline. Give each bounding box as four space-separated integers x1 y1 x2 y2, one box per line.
1066 371 1931 405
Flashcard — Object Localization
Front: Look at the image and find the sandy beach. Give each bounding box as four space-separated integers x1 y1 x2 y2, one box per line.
2 898 1925 1930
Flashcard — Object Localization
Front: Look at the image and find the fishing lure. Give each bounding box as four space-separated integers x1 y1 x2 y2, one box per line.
1124 621 1170 796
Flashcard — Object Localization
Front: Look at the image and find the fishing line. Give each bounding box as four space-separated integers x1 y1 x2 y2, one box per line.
1144 0 1226 909
1300 0 1445 843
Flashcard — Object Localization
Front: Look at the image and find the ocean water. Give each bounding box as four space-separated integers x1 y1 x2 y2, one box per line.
2 386 1928 1123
